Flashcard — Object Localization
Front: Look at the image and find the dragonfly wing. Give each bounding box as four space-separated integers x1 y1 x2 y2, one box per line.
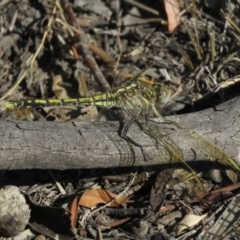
166 114 240 172
116 87 205 193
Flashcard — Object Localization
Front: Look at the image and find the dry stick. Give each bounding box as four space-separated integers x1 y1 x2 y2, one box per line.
61 1 112 92
112 7 123 87
59 0 115 63
76 39 111 91
89 43 115 64
55 18 115 64
125 0 159 16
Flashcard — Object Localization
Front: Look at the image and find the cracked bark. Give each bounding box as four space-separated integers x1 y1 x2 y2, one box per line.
0 96 239 170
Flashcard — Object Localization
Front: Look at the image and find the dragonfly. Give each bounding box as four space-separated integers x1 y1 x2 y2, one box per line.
0 67 239 194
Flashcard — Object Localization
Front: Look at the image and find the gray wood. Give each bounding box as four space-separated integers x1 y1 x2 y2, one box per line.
0 96 240 170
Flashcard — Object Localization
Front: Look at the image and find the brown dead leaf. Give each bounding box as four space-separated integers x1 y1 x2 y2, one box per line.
163 0 180 32
68 195 81 228
67 189 130 228
79 189 130 208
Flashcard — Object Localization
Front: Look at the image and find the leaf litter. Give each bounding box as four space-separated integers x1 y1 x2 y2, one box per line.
1 0 240 239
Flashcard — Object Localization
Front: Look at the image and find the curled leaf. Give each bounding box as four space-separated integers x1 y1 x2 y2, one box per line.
68 195 81 228
174 213 207 235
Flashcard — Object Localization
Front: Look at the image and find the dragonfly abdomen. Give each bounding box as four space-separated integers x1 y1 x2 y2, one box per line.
1 92 121 110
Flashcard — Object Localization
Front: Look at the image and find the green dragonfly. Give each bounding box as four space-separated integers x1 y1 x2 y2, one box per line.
1 68 239 193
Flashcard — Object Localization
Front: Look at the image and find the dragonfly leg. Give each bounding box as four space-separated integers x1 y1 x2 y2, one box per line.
120 118 149 161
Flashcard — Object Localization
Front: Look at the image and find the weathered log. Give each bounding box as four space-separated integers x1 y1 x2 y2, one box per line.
0 96 239 170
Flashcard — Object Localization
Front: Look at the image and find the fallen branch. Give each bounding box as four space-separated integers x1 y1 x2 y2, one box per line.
0 96 239 170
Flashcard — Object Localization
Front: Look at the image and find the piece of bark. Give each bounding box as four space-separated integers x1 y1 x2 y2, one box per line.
0 96 239 170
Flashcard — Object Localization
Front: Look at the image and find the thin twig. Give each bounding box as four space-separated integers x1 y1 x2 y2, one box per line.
60 0 112 91
125 0 159 16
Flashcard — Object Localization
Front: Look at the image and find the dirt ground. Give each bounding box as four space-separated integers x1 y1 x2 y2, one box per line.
1 0 240 239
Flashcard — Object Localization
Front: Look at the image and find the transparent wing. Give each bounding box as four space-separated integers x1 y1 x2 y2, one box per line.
114 81 205 193
166 113 240 171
